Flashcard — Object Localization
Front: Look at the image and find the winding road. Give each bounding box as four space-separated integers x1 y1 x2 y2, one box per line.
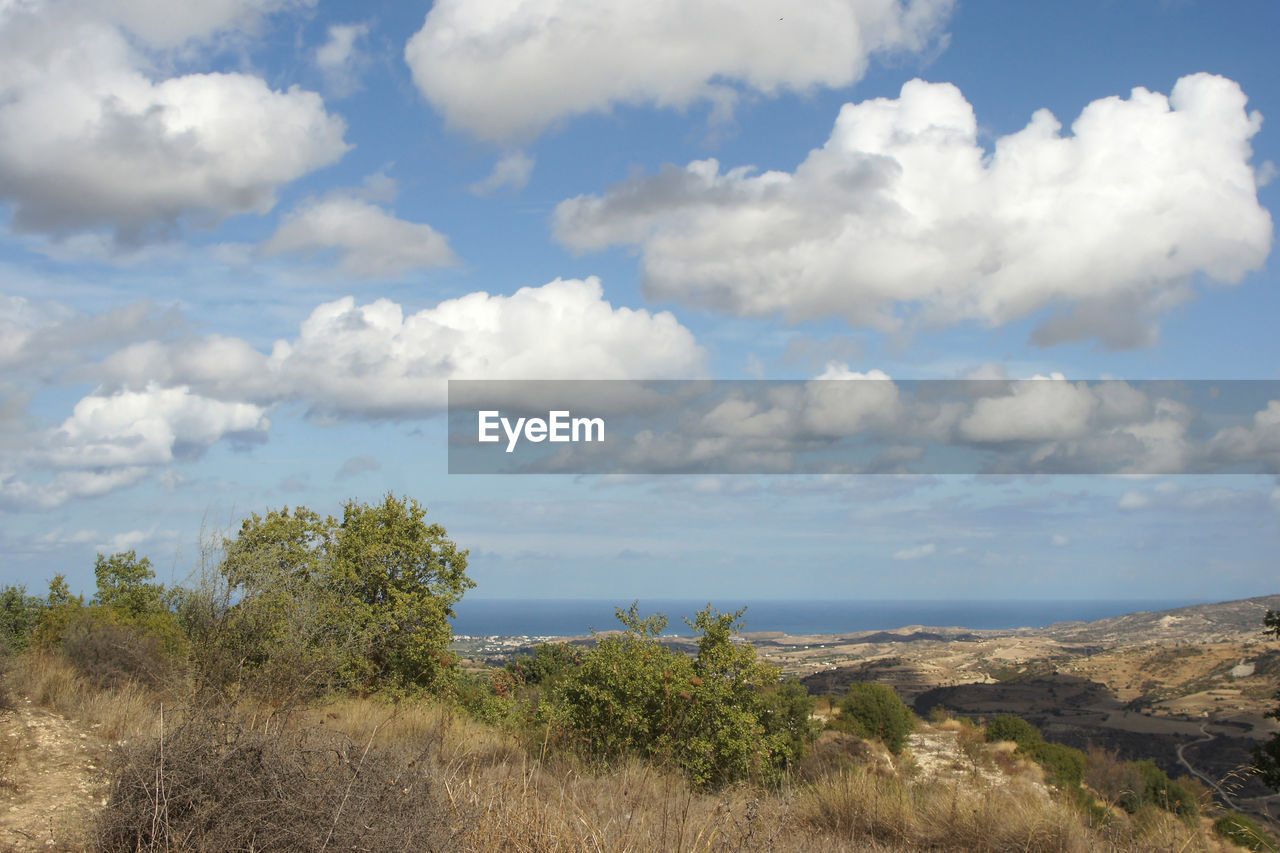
1176 722 1241 810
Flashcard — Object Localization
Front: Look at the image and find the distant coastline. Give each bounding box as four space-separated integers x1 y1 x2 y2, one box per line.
451 597 1201 639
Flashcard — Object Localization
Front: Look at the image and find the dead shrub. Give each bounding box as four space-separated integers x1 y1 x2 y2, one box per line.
1083 745 1143 810
61 613 181 691
95 706 460 852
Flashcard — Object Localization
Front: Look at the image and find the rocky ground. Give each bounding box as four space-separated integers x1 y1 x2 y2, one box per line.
0 699 108 853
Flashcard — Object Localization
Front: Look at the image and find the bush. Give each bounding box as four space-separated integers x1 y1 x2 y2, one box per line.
505 642 583 687
96 707 458 852
31 574 83 648
0 584 40 653
551 603 799 789
0 634 12 713
760 678 819 769
1216 811 1279 851
983 714 1085 788
832 683 915 754
1084 745 1142 806
1026 740 1085 788
985 714 1042 747
60 610 182 690
1131 760 1198 819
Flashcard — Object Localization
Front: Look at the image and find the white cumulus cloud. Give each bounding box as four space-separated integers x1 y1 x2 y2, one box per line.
0 0 349 244
46 384 270 470
554 74 1272 349
1 383 268 510
404 0 954 141
95 277 706 419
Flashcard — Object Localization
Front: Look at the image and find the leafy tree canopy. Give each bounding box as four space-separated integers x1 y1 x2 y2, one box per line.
216 493 473 696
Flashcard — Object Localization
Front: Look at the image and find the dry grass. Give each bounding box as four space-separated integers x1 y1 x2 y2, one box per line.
6 652 162 741
273 701 1238 853
0 658 1246 853
795 765 1089 852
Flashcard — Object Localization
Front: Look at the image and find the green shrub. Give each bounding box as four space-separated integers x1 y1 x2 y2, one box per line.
1026 740 1085 788
1216 811 1279 851
833 683 915 754
984 714 1085 788
551 603 799 789
1127 760 1198 819
984 714 1042 747
760 678 818 769
505 642 583 687
31 574 84 647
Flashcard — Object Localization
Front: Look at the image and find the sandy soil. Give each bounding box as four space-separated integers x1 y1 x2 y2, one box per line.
1 699 108 853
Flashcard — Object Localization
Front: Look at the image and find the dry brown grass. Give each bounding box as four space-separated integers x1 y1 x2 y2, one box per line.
291 700 1236 853
795 765 1092 852
6 652 163 741
1 662 1244 853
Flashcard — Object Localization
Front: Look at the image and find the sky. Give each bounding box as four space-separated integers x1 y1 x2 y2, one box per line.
1 0 1278 605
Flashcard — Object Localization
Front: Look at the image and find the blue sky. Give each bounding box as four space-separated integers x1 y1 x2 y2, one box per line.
1 0 1277 604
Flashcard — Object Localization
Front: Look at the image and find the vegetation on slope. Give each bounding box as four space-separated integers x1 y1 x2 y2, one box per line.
0 494 1273 851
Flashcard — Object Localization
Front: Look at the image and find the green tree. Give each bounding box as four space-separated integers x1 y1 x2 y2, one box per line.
330 494 473 692
32 574 84 647
93 551 168 619
208 494 472 698
0 585 41 652
760 678 819 769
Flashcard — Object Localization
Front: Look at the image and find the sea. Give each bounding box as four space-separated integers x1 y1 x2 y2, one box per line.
450 598 1197 638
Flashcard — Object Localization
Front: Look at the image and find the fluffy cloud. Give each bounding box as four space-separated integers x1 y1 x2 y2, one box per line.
261 192 458 277
554 74 1272 348
96 277 705 418
404 0 953 141
1 384 268 510
0 278 704 506
0 0 348 243
45 384 269 469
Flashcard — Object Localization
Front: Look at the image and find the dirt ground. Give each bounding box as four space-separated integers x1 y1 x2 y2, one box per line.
1 699 108 853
